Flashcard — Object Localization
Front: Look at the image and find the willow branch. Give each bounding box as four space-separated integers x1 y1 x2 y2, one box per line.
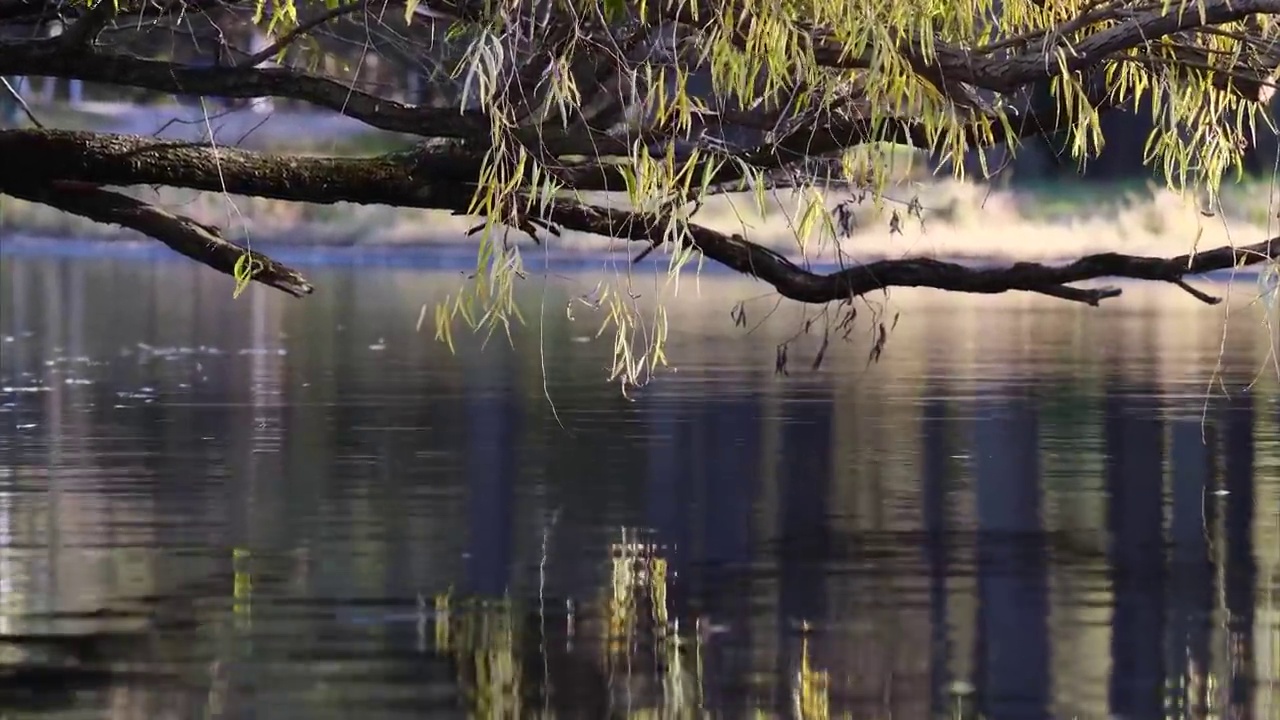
4 181 314 297
538 199 1279 305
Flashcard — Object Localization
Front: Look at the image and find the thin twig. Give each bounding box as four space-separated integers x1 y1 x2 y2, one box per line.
237 1 370 68
0 76 41 128
1173 278 1224 305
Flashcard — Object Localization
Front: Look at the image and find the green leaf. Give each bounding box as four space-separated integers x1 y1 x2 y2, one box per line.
232 251 260 299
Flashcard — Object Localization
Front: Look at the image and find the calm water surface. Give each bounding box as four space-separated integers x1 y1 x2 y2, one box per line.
0 255 1278 720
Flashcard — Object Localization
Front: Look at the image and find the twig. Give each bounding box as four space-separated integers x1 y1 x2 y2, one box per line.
1173 279 1223 305
0 76 41 128
1033 284 1123 305
237 1 370 68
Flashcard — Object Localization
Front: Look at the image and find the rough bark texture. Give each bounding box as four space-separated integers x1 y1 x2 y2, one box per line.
0 130 480 208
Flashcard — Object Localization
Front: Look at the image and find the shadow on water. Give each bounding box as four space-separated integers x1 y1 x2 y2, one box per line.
0 255 1278 719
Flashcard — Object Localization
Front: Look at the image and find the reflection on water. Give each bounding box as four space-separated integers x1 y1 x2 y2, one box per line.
0 255 1278 720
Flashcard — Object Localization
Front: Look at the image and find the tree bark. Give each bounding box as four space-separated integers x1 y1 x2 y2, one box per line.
0 129 480 209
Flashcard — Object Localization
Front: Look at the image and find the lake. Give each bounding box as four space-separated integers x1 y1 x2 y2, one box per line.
0 253 1277 720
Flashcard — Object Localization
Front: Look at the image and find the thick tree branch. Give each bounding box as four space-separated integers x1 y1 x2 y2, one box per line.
1051 0 1280 83
0 85 1103 212
539 200 1279 305
0 129 480 208
5 181 314 297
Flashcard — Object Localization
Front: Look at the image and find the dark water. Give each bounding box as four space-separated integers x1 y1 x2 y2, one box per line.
1 255 1278 720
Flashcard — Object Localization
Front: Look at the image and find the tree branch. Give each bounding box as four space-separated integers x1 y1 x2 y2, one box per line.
662 0 1280 102
1054 0 1280 84
0 86 1097 213
237 0 370 68
0 38 490 140
538 200 1280 305
0 129 481 208
0 75 41 127
5 181 314 297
